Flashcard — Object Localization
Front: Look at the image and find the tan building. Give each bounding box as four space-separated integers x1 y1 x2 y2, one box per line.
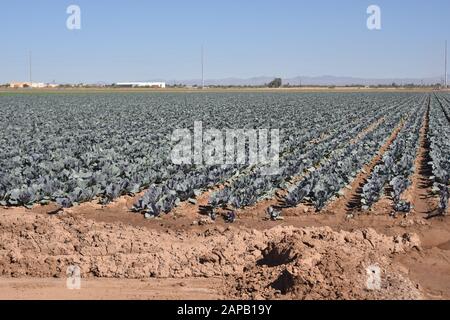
9 82 31 88
8 82 59 89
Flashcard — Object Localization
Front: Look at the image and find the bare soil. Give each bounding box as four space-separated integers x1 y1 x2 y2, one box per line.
0 201 448 300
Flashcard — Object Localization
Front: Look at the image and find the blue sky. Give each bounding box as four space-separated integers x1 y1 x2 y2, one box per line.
1 0 449 83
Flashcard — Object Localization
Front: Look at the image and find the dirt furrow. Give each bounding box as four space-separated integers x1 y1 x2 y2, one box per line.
323 118 406 216
402 96 437 217
165 112 389 221
434 94 450 123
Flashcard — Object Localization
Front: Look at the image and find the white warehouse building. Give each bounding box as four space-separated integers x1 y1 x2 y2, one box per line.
115 82 166 88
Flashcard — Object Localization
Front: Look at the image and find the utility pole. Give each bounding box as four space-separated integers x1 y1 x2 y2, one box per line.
445 40 448 88
201 45 204 89
29 50 32 85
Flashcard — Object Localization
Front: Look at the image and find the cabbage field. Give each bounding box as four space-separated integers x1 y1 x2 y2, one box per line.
0 92 449 217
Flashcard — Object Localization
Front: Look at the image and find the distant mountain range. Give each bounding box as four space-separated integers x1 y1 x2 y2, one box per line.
144 75 443 86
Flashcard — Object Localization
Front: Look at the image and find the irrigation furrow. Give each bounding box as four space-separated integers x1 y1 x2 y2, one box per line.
352 95 427 214
326 118 405 214
170 97 417 217
406 96 437 217
281 96 424 212
434 94 450 123
231 98 417 219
